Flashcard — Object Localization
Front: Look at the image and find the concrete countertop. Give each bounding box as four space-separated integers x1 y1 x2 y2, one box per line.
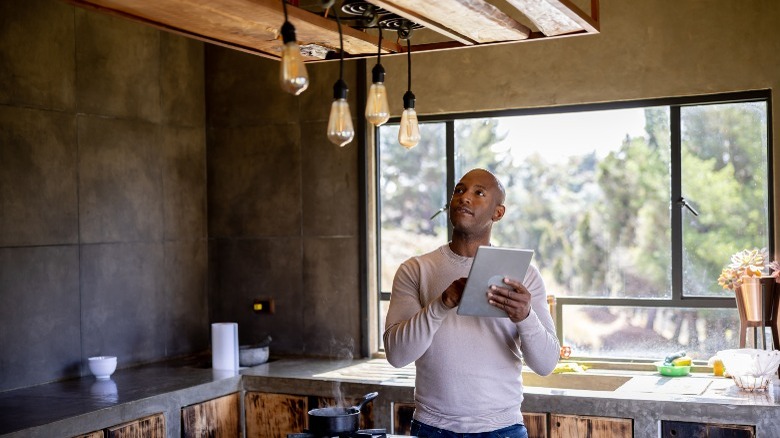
1 356 778 437
0 358 242 437
242 357 780 437
243 356 780 408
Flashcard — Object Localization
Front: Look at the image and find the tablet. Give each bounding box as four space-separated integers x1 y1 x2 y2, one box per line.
456 246 534 317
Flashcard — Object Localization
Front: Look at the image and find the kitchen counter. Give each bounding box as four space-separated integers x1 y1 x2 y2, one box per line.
0 358 242 437
1 356 779 437
242 358 780 436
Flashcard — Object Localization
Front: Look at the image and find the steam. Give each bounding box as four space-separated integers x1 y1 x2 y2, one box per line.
329 335 354 408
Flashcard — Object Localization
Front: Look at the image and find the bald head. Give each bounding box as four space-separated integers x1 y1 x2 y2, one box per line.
460 168 506 205
449 168 507 244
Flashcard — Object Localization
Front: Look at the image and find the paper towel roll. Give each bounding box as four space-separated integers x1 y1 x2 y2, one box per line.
211 322 239 371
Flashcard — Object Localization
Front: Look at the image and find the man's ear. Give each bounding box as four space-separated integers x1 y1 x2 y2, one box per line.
492 204 506 222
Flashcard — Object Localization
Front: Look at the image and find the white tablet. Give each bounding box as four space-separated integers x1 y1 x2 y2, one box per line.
456 246 534 317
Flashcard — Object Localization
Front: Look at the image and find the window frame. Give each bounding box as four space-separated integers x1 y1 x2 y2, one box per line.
370 90 774 358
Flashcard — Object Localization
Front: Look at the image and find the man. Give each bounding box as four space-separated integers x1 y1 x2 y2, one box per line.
384 168 560 437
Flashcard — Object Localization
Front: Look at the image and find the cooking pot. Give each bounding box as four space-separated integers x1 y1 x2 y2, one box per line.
307 392 378 435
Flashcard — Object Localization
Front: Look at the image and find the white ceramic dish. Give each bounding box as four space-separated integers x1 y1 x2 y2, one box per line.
88 356 117 380
717 349 780 392
239 345 269 367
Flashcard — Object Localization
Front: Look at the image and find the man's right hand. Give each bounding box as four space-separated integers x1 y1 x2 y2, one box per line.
441 277 467 308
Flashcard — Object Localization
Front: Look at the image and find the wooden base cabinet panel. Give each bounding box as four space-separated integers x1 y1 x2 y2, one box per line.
245 392 308 437
72 432 104 438
661 420 755 438
550 414 632 438
523 412 548 438
182 393 240 438
391 404 547 438
106 413 165 438
392 402 415 435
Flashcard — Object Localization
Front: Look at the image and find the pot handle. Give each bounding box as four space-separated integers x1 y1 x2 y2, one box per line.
354 392 379 411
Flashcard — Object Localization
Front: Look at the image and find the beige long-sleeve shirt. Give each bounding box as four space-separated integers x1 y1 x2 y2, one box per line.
383 244 560 433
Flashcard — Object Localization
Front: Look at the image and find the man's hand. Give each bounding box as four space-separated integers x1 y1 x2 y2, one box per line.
441 277 467 308
487 277 532 323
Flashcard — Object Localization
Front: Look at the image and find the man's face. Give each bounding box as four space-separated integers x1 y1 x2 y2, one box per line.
449 169 505 234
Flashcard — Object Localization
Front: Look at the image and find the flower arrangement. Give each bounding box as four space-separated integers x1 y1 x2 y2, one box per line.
769 260 780 283
717 248 769 291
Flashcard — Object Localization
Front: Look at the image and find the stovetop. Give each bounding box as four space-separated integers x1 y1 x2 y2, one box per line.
287 428 387 438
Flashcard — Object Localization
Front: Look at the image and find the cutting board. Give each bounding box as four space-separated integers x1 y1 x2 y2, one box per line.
616 376 713 395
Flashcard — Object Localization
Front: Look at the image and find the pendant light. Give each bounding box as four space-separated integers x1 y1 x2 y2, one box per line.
365 27 390 126
398 38 420 149
279 0 309 95
326 5 355 147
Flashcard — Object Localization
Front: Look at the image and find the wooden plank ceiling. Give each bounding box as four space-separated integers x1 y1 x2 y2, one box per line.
63 0 599 61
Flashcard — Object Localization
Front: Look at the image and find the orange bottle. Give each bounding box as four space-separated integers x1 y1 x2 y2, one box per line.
708 356 725 376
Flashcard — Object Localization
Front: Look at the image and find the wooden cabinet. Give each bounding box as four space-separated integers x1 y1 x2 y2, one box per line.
550 414 632 438
245 392 308 437
392 402 414 435
245 391 377 436
72 432 104 438
70 414 163 438
106 413 165 438
524 412 548 438
182 393 240 438
661 420 755 438
391 403 546 438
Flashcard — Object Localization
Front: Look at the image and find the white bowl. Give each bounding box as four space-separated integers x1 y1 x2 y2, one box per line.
239 345 269 367
717 349 780 392
88 356 117 380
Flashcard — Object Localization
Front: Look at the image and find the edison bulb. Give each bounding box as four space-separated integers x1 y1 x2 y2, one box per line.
279 22 308 95
365 82 390 126
398 108 420 149
327 79 354 147
366 63 390 126
327 98 354 146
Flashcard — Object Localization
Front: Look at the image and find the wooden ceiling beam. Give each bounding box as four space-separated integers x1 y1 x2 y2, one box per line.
503 0 582 36
64 0 400 60
61 0 599 62
366 0 531 44
545 0 600 34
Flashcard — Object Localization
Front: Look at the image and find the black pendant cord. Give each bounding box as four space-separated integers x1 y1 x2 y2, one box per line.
280 0 296 47
376 26 383 65
406 39 411 92
335 3 344 80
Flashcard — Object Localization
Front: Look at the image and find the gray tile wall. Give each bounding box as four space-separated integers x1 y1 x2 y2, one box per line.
205 47 362 357
0 0 207 391
1 0 364 391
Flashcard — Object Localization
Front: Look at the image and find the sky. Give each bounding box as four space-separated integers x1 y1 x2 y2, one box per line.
492 107 649 164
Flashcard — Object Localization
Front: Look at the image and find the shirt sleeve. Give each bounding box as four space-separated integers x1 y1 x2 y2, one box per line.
383 258 454 368
516 265 561 376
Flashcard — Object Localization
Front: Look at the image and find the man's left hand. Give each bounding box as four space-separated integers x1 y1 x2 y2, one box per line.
487 277 532 323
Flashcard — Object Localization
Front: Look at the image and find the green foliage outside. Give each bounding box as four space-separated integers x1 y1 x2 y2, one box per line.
379 102 769 300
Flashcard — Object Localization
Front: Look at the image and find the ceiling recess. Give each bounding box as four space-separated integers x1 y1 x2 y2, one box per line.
62 0 599 61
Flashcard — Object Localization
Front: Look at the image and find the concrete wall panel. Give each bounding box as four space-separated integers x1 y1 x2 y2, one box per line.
0 246 81 389
0 106 78 246
78 115 163 244
75 9 161 122
0 1 207 391
0 0 75 110
207 123 302 237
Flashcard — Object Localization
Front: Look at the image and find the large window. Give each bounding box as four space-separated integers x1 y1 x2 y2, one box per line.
375 92 773 362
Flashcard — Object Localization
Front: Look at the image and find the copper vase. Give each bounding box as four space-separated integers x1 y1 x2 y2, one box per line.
737 276 763 323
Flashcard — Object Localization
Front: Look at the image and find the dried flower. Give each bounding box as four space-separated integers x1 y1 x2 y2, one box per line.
717 248 768 291
769 260 780 283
